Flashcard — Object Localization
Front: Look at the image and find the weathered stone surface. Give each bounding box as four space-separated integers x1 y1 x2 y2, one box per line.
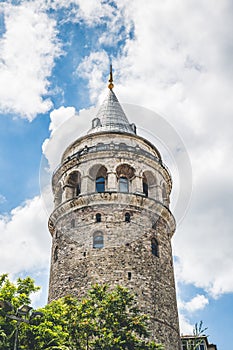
48 131 181 350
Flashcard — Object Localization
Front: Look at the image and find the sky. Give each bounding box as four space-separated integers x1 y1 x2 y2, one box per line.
0 0 232 348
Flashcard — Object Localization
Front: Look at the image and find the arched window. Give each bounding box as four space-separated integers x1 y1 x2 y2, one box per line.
142 171 157 198
96 177 105 192
116 164 135 193
151 238 159 257
125 212 130 223
119 177 129 192
90 165 107 193
96 213 101 222
66 171 81 199
93 232 104 249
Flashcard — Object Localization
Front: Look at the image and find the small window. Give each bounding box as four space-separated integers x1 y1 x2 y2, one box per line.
128 272 132 280
125 212 130 223
92 117 101 128
151 238 159 257
93 233 104 249
119 177 129 192
71 219 75 228
96 213 101 222
152 222 157 230
54 246 58 262
96 177 105 193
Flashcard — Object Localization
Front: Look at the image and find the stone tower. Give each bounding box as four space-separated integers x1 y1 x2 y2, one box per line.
48 71 181 349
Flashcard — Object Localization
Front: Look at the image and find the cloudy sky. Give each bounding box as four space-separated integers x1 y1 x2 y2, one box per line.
0 1 232 348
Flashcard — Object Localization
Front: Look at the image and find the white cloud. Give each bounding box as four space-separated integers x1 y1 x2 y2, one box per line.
0 196 50 275
179 313 194 335
47 0 113 25
180 294 209 313
42 105 95 172
76 51 110 103
49 106 76 135
0 2 61 119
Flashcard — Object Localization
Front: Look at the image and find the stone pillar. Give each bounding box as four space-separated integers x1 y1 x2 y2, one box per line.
107 171 117 191
63 185 73 200
133 174 143 194
81 175 90 194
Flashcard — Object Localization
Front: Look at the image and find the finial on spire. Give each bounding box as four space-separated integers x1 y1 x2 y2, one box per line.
108 64 114 90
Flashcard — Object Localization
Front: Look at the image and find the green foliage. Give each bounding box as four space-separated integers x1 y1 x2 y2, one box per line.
0 275 163 349
0 273 40 349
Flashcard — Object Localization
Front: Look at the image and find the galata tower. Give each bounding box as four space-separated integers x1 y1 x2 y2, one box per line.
48 67 181 349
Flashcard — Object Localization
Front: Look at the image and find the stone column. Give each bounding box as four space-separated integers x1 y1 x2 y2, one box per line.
133 174 144 194
107 171 117 191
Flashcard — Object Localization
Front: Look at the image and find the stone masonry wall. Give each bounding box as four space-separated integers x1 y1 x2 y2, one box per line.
48 132 181 350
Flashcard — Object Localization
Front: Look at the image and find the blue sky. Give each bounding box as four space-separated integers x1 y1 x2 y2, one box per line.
0 1 233 349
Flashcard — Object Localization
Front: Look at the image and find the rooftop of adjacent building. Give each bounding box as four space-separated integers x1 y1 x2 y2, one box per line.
181 335 217 350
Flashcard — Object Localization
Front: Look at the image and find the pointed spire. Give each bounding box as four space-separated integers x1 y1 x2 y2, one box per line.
88 65 136 135
108 64 114 90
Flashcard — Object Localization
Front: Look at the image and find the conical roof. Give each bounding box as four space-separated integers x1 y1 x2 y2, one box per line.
88 89 136 135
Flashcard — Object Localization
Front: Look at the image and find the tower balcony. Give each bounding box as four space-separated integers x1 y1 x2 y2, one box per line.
48 191 176 237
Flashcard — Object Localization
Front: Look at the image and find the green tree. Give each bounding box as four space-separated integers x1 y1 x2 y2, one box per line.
62 284 162 349
0 274 163 349
0 273 40 349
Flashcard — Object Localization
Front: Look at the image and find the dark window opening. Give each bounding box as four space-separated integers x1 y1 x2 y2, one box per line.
76 184 81 196
96 177 105 193
128 272 132 280
68 277 72 282
125 212 130 222
152 222 157 230
151 238 159 257
181 342 187 350
67 171 81 198
96 213 101 222
93 234 104 249
119 177 129 192
54 246 58 262
83 252 86 257
143 181 148 197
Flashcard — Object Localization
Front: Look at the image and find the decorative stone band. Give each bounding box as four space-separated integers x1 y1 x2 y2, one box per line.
48 192 176 236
